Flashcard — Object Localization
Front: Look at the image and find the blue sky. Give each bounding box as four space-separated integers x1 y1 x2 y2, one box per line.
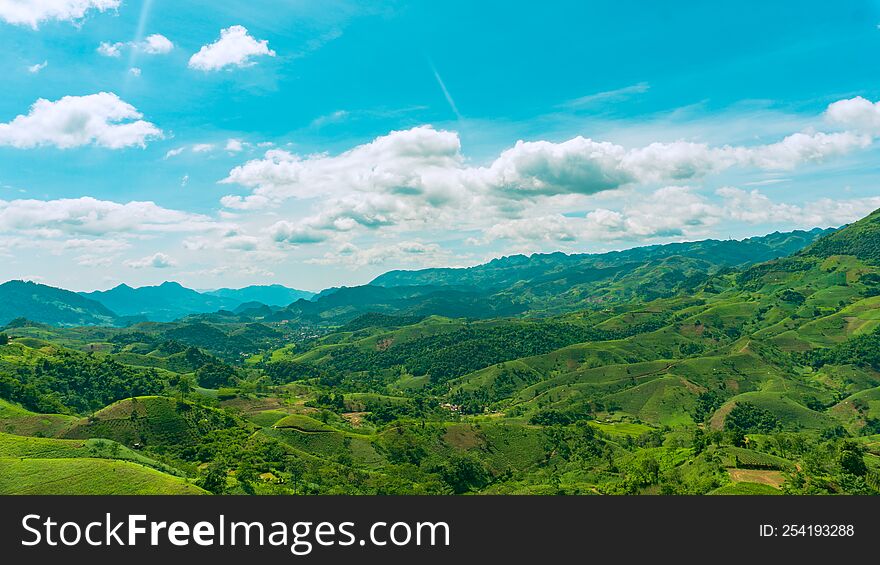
1 0 880 291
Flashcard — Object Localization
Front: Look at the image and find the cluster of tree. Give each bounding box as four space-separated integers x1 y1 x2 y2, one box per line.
1 352 164 413
724 402 780 435
323 318 671 385
263 360 325 384
340 313 425 332
800 327 880 371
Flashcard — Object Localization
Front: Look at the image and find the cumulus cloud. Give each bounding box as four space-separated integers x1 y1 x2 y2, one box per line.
226 138 245 152
97 41 123 57
125 252 175 269
0 197 219 236
0 0 119 29
221 126 465 210
826 96 880 134
98 34 173 57
480 131 869 197
220 118 872 248
139 33 173 54
0 92 162 149
267 221 331 245
484 187 880 245
223 126 870 213
188 25 275 71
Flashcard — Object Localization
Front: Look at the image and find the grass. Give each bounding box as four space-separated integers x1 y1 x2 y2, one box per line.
0 432 182 475
0 457 206 495
709 482 783 495
0 398 78 437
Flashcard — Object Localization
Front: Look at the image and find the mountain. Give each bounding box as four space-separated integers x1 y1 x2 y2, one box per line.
800 208 880 263
262 227 834 325
203 284 314 306
81 282 239 323
265 284 518 325
372 228 834 289
0 280 118 327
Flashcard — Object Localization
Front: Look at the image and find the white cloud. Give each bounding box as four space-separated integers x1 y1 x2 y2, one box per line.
307 241 455 267
0 92 162 149
129 67 141 77
76 254 113 267
125 252 175 269
181 174 189 187
220 116 872 248
97 41 123 57
225 138 244 152
27 60 48 73
192 143 215 153
826 96 880 134
267 221 331 245
221 126 465 210
484 187 880 245
98 34 173 57
0 0 119 29
164 147 185 159
310 110 350 129
563 82 651 108
223 124 870 215
717 187 880 227
0 197 219 236
139 33 173 54
188 25 275 71
479 131 869 198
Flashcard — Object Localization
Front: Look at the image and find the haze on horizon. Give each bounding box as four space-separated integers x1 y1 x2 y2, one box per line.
1 0 879 292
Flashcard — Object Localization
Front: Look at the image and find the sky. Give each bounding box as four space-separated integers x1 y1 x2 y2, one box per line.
1 0 880 292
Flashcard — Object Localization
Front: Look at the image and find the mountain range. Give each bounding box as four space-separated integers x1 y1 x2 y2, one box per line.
0 226 836 327
0 281 313 326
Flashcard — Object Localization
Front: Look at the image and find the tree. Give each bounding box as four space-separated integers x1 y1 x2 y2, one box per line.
0 333 8 345
236 462 258 494
174 375 195 399
198 462 228 495
724 402 779 434
838 442 868 476
438 455 489 494
196 363 237 389
285 458 306 494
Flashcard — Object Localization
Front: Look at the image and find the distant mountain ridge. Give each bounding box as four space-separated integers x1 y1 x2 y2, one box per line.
203 284 314 306
371 228 835 289
0 226 839 327
0 280 118 327
80 282 313 323
264 227 836 325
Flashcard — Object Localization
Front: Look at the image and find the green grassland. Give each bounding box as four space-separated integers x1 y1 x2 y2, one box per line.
0 458 206 495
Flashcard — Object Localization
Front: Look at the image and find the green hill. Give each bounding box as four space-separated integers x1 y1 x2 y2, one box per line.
0 280 118 327
802 208 880 263
0 457 206 494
